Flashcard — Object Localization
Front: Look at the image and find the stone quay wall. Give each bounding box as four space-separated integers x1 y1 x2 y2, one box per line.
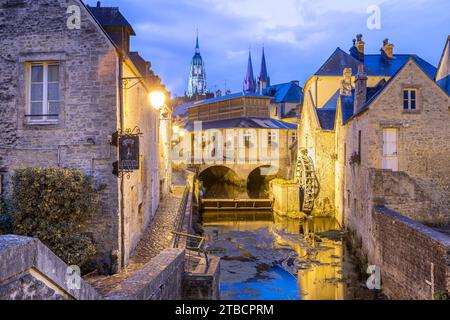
105 249 185 300
0 235 101 300
373 207 450 300
0 235 190 300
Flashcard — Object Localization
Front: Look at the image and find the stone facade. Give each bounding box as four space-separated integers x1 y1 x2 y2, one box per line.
340 61 450 260
298 37 450 298
0 0 162 273
298 97 336 216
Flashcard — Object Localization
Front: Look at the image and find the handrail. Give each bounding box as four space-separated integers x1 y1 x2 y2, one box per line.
172 184 190 248
171 231 210 272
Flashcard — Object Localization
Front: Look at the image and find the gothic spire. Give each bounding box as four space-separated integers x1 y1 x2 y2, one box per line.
258 46 270 91
259 47 269 82
243 51 256 93
195 29 200 54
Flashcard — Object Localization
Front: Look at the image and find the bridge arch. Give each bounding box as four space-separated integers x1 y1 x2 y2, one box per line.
247 165 280 199
198 165 246 199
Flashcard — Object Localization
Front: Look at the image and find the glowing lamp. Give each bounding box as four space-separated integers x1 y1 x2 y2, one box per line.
150 91 166 110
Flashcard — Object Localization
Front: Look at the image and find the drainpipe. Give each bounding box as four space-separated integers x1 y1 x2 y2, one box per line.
118 53 126 270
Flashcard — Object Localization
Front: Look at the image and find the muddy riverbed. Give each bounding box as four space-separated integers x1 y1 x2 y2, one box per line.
201 214 378 300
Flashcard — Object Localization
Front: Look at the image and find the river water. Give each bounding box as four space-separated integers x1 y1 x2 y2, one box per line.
201 212 375 300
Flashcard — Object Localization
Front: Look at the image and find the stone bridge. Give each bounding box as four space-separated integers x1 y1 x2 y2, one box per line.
196 162 289 182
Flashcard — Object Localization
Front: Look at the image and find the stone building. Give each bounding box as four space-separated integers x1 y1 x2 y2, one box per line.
0 0 168 273
298 35 450 283
172 92 297 198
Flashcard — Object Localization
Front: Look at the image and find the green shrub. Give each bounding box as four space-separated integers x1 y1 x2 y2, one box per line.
11 168 97 267
0 195 13 235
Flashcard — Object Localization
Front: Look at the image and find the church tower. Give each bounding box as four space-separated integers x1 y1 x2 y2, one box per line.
187 33 207 98
243 51 257 93
257 47 270 93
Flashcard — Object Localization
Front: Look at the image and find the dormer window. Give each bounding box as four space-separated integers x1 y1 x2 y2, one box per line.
403 89 417 111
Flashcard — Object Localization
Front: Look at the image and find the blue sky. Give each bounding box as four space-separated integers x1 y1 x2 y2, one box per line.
85 0 450 96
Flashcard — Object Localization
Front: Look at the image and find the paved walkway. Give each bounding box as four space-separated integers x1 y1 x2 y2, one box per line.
85 191 184 295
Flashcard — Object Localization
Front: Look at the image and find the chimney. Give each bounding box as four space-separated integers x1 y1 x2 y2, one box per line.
340 68 353 96
381 39 394 60
97 1 101 7
355 34 365 61
354 64 367 113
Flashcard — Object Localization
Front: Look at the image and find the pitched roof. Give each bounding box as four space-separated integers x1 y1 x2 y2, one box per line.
316 90 339 130
315 48 436 78
87 5 136 35
319 79 387 127
264 82 304 103
317 108 336 131
185 117 297 131
436 36 450 96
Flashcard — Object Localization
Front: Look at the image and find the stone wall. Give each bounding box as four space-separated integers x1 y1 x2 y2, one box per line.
298 94 336 217
272 182 303 218
105 249 185 300
373 207 450 300
0 235 101 300
182 256 221 300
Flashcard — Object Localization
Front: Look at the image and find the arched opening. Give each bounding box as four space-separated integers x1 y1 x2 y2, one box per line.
199 166 246 199
247 166 279 199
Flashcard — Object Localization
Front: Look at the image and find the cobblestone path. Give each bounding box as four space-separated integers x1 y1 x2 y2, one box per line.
85 191 184 295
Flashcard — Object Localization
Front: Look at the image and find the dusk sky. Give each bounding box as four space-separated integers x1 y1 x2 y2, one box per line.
85 0 450 97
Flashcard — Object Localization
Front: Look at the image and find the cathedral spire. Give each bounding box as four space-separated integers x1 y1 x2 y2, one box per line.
258 46 270 92
195 29 200 54
187 32 207 98
243 51 256 93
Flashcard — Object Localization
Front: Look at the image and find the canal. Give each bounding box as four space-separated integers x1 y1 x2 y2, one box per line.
200 212 376 300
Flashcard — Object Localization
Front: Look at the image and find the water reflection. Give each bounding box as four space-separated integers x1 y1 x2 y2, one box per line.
202 213 364 300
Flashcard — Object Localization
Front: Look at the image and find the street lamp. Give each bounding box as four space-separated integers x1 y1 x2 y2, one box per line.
150 91 166 111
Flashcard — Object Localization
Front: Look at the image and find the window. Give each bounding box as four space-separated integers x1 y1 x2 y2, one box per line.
403 89 417 111
268 131 277 146
28 62 60 122
291 131 297 144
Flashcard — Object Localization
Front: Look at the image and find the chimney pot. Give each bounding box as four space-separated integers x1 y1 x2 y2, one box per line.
382 39 394 60
354 64 368 113
355 34 365 62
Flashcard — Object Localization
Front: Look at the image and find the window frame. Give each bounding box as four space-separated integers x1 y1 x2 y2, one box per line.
402 88 419 112
27 61 60 124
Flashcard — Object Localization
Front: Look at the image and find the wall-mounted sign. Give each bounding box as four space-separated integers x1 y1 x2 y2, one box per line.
119 135 140 171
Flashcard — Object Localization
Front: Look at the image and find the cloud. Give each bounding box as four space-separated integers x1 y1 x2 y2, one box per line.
86 0 450 96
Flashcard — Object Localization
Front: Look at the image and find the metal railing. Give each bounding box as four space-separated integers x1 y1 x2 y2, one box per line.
171 231 209 273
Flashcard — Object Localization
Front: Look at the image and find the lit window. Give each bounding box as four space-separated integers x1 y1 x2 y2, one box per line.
28 62 60 123
403 89 417 111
